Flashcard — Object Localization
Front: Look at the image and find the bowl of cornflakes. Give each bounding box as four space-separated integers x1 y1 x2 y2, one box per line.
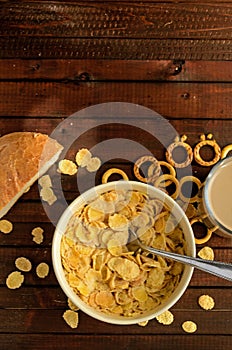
52 181 195 325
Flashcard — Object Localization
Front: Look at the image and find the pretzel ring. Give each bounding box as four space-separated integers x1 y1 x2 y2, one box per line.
179 176 202 203
102 168 129 184
190 217 213 245
134 156 161 183
221 144 232 159
148 161 176 186
166 135 193 168
154 174 179 199
194 134 221 166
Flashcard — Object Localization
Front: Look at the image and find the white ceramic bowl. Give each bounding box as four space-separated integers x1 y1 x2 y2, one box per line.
52 181 195 325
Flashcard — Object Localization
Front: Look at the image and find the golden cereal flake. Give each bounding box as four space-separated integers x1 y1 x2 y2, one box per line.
198 246 214 261
75 148 92 167
0 219 13 234
108 257 140 281
67 298 79 311
108 213 128 231
58 159 78 175
15 257 32 272
40 187 57 205
95 290 115 308
156 310 174 325
86 157 101 172
38 174 52 188
6 271 24 289
31 227 44 244
182 320 197 333
62 310 79 328
198 294 215 310
36 262 49 278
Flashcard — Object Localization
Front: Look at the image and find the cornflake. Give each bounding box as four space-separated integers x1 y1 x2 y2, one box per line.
40 187 57 205
36 262 49 278
31 227 44 244
86 157 101 172
58 159 78 175
156 310 174 325
198 246 214 261
182 320 197 333
0 219 13 234
198 294 215 310
75 148 92 167
63 310 79 329
38 174 52 188
15 257 32 272
67 298 79 311
6 271 24 289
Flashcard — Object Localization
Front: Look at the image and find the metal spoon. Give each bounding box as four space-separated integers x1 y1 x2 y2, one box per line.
128 228 232 282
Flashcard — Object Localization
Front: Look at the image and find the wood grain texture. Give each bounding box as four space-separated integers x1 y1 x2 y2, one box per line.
1 81 232 119
1 60 232 82
0 2 232 60
1 245 231 286
0 308 231 334
0 334 231 350
1 2 232 39
1 36 232 60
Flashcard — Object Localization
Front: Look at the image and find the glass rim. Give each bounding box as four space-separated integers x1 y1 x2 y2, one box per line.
203 156 232 236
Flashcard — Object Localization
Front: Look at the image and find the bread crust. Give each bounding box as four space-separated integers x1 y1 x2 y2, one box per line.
0 132 63 217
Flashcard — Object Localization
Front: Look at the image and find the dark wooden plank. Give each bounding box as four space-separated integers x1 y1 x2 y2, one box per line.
1 286 231 310
0 334 231 350
0 246 231 286
0 308 231 334
1 2 232 39
0 247 56 285
1 220 230 248
1 36 231 60
1 82 232 119
2 60 232 82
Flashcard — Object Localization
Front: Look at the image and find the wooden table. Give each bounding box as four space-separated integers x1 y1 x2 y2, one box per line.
0 1 232 349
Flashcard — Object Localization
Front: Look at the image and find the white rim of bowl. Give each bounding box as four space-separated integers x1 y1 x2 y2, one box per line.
52 180 196 325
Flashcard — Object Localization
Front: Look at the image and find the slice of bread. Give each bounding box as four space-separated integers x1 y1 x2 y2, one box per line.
0 132 63 218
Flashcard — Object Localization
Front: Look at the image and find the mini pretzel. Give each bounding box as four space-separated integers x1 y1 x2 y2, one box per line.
194 134 221 166
166 135 193 168
221 144 232 159
179 176 202 203
134 156 161 183
154 174 179 199
148 161 176 186
190 217 213 245
102 168 129 184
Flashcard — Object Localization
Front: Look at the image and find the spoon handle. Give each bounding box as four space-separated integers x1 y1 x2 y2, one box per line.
140 243 232 282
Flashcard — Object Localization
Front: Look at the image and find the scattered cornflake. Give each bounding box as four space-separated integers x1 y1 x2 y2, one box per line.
38 174 52 188
58 159 78 175
15 257 32 272
86 157 101 172
6 271 24 289
67 298 79 311
156 310 174 325
40 187 57 205
182 320 197 333
198 246 214 261
198 294 215 310
137 320 149 327
62 310 79 329
36 262 49 278
31 227 44 244
0 219 13 234
75 148 92 167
